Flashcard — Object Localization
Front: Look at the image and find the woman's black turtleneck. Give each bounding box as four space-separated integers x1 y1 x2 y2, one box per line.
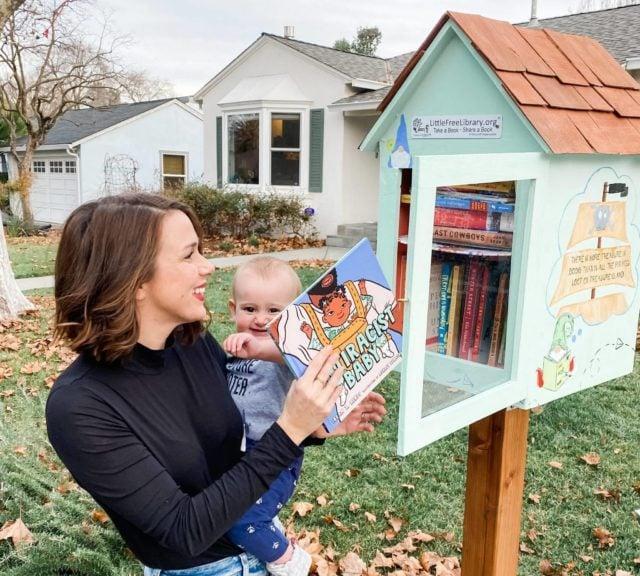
46 332 303 570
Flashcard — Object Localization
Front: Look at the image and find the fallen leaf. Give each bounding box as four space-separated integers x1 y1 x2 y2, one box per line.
349 503 361 512
579 555 593 562
316 494 330 507
345 469 360 478
292 501 314 517
614 571 632 576
400 484 415 490
539 559 555 575
91 509 109 524
364 512 377 523
580 452 601 466
592 526 614 548
527 529 538 541
407 530 434 543
372 453 388 462
57 480 79 494
339 551 366 575
371 551 394 569
548 461 563 469
0 518 34 547
0 334 21 351
520 542 534 554
593 487 621 503
529 493 541 504
20 361 46 375
13 445 27 455
387 517 403 533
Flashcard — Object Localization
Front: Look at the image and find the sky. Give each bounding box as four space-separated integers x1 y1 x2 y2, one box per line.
98 0 597 96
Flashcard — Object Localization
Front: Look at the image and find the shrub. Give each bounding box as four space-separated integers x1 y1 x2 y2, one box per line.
167 184 316 239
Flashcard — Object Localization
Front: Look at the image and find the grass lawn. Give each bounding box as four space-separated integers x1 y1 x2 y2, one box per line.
0 269 639 575
7 237 58 279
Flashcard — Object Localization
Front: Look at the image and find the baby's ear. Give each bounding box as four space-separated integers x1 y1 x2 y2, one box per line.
228 299 237 318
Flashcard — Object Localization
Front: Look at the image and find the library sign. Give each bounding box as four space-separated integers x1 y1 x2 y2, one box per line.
411 114 502 139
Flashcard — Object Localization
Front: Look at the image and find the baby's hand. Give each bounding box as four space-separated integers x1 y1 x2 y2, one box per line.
301 321 313 339
223 333 259 358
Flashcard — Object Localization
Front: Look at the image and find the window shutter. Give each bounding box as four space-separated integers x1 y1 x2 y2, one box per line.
308 109 324 193
216 116 222 187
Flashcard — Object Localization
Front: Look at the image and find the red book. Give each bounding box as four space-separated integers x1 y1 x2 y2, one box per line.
471 265 490 362
434 207 500 231
458 260 479 360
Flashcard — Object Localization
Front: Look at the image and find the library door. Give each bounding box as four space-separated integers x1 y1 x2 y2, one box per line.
396 152 548 455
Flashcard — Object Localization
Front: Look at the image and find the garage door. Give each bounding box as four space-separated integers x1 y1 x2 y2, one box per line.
30 158 78 224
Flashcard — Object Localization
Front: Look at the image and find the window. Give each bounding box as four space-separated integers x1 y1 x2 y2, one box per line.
32 161 45 173
50 160 63 173
228 113 259 184
162 154 186 190
65 160 76 174
270 113 300 186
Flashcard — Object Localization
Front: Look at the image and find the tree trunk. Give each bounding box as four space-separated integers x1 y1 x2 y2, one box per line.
0 216 33 319
17 145 34 226
0 1 26 29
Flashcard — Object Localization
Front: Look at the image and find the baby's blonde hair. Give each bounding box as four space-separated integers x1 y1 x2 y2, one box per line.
232 256 302 299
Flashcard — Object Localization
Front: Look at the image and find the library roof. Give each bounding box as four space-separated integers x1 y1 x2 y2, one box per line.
379 12 640 154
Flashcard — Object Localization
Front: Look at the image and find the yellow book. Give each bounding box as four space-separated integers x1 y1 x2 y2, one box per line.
446 264 464 356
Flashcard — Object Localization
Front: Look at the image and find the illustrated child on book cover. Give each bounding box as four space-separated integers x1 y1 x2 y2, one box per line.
269 240 401 429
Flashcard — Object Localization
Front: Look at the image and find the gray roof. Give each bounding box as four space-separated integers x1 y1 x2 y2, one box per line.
332 86 391 105
20 98 185 147
522 3 640 63
266 33 403 84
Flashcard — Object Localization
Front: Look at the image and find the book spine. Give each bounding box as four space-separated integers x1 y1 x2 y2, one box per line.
458 261 479 360
435 195 514 213
426 263 442 347
446 265 462 357
433 226 513 249
471 265 490 362
437 263 452 355
488 272 508 367
435 207 500 231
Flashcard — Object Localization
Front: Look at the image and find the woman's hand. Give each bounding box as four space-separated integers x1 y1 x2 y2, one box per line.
277 346 344 445
314 391 387 438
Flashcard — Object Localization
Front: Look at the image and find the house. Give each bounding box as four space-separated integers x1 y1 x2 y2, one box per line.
195 5 640 242
193 30 412 239
1 98 203 224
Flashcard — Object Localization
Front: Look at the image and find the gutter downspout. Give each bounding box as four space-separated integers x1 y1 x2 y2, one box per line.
66 144 81 207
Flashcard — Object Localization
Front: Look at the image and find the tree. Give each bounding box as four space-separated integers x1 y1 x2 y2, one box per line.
0 0 25 28
0 0 124 225
570 0 639 11
333 26 382 56
82 68 175 107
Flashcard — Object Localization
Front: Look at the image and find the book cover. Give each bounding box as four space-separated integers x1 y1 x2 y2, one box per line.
437 262 453 355
433 226 513 249
435 192 515 214
488 272 509 367
471 264 490 362
426 262 443 350
446 263 465 357
435 207 511 232
268 238 402 433
459 260 480 360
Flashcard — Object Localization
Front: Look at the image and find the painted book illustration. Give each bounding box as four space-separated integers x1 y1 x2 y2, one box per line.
268 238 402 432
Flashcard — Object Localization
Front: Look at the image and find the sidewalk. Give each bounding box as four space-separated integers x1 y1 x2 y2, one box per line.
16 245 349 291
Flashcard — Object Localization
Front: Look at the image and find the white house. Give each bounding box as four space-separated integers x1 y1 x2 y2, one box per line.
1 98 203 224
195 4 640 242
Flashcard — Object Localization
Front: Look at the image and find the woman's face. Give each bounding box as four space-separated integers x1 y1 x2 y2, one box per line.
136 210 214 335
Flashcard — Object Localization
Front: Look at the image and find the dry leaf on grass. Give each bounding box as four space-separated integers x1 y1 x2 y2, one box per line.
323 515 348 532
580 452 601 466
349 503 361 512
364 512 377 523
0 334 21 351
345 469 360 478
592 526 615 548
520 542 534 554
548 461 563 469
529 493 541 504
292 501 314 517
20 361 46 375
91 509 110 524
400 484 415 490
579 555 593 562
387 516 403 533
316 494 331 506
339 551 366 575
593 487 621 503
0 518 34 547
13 445 27 455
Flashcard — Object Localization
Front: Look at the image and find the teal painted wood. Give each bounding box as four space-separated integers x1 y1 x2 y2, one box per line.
309 109 324 193
375 153 401 283
397 152 548 456
216 116 222 188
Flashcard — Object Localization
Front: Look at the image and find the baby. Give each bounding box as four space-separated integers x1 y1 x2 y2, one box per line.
223 256 311 576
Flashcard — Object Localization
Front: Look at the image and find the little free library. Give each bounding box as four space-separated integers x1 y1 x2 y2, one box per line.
360 11 640 575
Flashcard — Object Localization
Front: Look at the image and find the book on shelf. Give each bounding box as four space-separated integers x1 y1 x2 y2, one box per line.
446 264 465 357
437 262 453 355
458 260 481 361
426 262 442 350
433 226 512 249
268 238 402 432
432 243 512 258
435 191 514 214
470 265 490 362
448 181 515 194
487 271 509 367
435 206 513 233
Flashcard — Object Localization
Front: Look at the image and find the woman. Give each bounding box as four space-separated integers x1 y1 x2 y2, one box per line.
46 193 386 575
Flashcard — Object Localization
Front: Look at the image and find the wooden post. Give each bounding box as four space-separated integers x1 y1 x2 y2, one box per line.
461 408 530 576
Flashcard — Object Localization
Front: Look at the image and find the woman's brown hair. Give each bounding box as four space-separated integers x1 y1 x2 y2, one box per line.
54 193 207 362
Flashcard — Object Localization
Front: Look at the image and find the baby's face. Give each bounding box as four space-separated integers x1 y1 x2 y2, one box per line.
230 270 298 338
322 293 351 327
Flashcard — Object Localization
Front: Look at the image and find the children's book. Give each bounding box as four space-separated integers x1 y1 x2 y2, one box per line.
267 238 403 433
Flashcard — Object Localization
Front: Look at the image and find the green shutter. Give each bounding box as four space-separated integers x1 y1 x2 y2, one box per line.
216 116 222 188
308 109 324 193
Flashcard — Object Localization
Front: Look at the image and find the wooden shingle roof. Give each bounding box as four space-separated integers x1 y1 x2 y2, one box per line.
379 12 640 154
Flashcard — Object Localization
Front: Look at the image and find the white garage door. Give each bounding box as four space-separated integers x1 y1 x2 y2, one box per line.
30 157 78 224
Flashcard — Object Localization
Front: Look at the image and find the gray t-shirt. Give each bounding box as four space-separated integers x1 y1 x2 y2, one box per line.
226 358 294 442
